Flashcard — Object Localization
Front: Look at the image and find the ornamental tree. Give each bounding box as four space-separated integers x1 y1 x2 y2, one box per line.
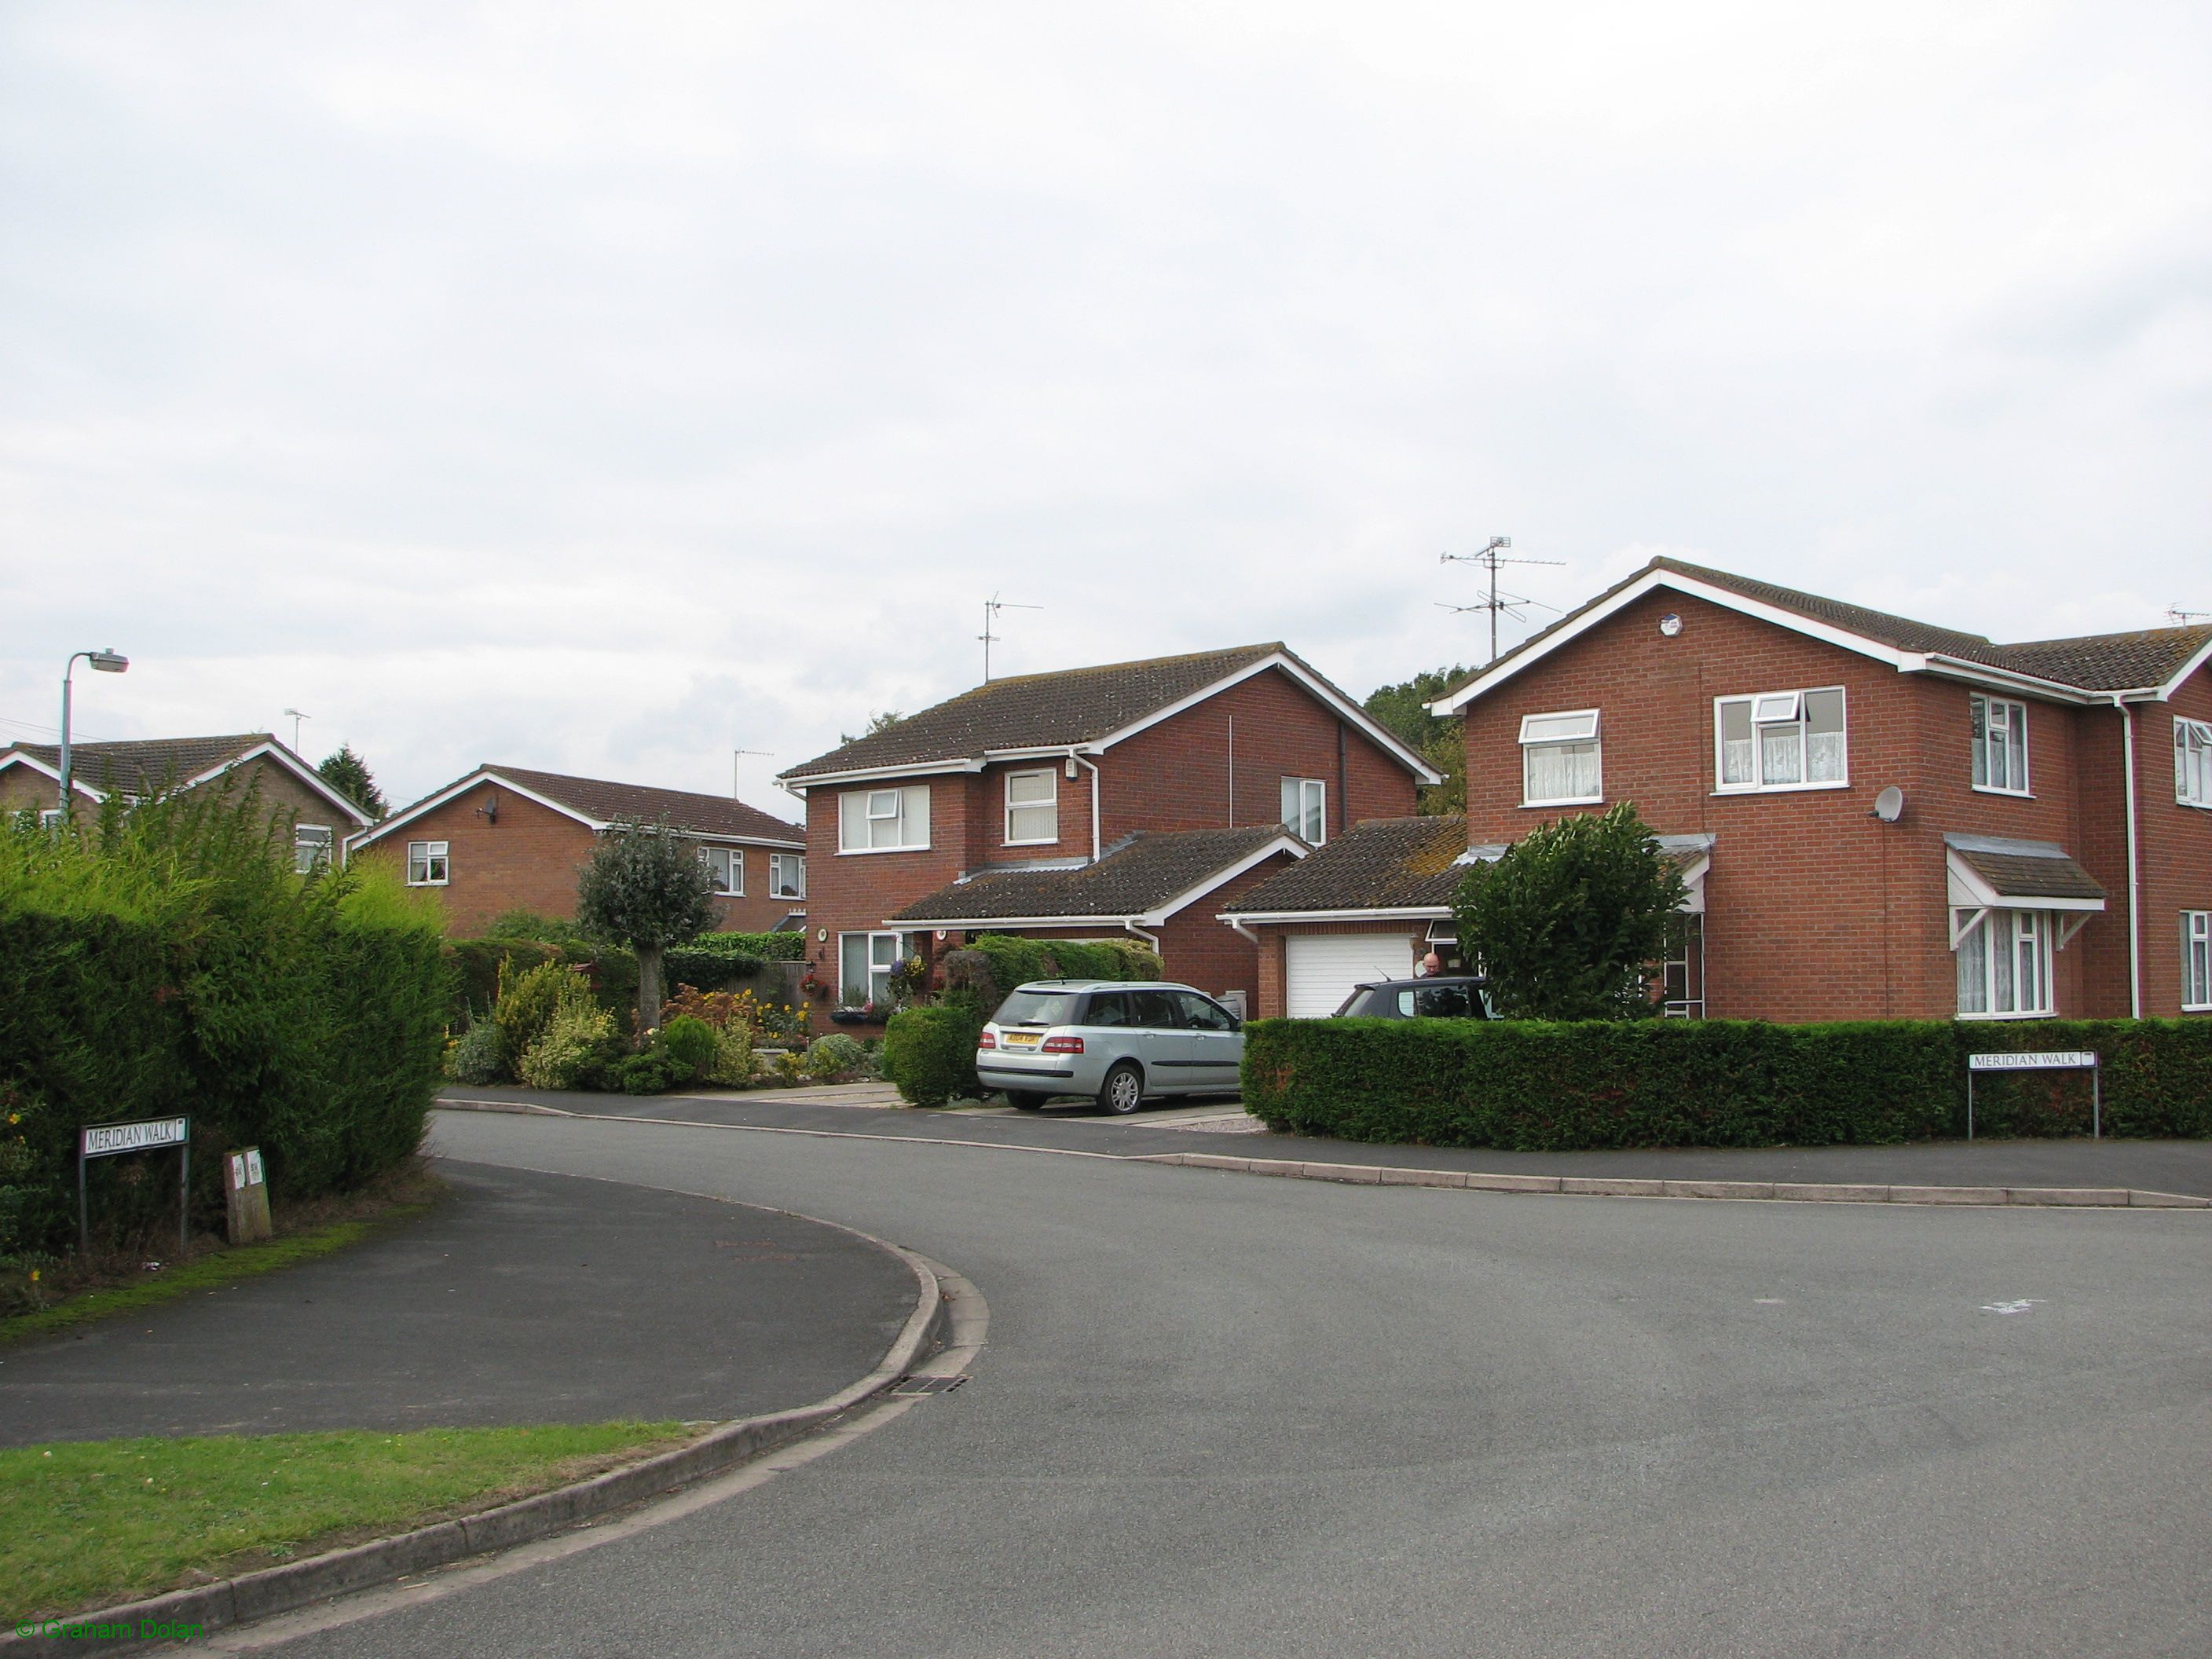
575 816 717 1032
316 744 388 820
1452 801 1686 1020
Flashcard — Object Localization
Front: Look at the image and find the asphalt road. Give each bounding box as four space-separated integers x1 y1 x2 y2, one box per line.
261 1109 2212 1658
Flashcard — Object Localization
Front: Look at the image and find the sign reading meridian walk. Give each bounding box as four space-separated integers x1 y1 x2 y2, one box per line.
1968 1050 2097 1072
79 1117 190 1158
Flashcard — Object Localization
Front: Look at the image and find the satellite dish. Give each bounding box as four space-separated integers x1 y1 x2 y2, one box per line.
1873 786 1904 823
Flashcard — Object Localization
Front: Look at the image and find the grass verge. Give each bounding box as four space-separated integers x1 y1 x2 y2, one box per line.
4 1421 696 1621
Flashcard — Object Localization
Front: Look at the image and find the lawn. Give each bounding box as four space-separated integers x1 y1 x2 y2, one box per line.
3 1421 694 1620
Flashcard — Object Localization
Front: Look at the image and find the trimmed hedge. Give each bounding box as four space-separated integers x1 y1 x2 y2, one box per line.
1240 1016 2212 1150
963 935 1163 1005
692 930 806 961
881 1005 983 1108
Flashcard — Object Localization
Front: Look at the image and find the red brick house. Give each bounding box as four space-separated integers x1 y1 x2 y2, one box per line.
1228 559 2212 1023
348 765 806 939
0 733 373 868
775 643 1441 1020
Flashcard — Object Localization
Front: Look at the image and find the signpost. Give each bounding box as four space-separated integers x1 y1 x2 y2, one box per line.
1966 1051 2099 1141
76 1116 191 1256
224 1146 273 1243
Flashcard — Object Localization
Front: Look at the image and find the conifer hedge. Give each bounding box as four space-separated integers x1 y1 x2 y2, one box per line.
1240 1016 2212 1149
0 788 449 1259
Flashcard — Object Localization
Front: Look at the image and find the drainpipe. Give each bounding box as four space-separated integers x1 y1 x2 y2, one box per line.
2111 695 2141 1017
1122 917 1160 951
1225 915 1258 944
1067 749 1102 862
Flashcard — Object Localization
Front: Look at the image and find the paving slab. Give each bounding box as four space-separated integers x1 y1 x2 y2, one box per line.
0 1161 919 1446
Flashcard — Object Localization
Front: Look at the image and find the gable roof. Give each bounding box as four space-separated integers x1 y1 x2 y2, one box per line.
0 734 374 826
781 643 1441 786
884 825 1302 927
352 764 804 851
1431 557 2212 713
1222 815 1469 917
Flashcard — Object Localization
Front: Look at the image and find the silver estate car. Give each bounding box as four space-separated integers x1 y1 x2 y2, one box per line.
976 980 1244 1114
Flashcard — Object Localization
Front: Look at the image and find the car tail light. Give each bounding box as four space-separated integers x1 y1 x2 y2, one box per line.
1041 1035 1084 1054
977 1030 996 1049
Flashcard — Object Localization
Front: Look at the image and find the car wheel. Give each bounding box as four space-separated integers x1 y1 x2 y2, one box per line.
1098 1061 1144 1115
1005 1091 1048 1111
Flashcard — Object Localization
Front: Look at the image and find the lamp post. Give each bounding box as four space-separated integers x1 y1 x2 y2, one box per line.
59 648 130 814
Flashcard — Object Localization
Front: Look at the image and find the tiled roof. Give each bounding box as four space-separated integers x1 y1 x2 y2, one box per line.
782 644 1285 781
489 767 803 844
1224 815 1468 914
3 734 274 796
1441 557 2212 703
887 825 1294 923
1945 835 2106 903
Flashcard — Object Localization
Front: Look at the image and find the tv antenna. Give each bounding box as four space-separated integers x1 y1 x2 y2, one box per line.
732 747 773 800
2169 606 2211 626
980 593 1043 682
1439 537 1563 662
282 708 310 749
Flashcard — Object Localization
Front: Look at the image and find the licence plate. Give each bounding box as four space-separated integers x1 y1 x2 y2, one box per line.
1003 1032 1040 1049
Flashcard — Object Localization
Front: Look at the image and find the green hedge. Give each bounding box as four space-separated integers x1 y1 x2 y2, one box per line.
881 1005 984 1108
964 935 1163 1005
1240 1016 2212 1150
1 791 449 1261
449 938 785 1029
692 930 806 961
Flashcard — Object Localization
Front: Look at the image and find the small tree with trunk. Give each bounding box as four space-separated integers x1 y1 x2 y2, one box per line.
317 744 388 819
575 816 716 1033
1452 802 1686 1020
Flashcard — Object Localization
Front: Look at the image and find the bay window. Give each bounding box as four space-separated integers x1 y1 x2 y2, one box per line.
1281 778 1327 845
2179 718 2212 808
1005 769 1059 844
1972 696 2030 794
838 785 931 851
1716 687 1847 792
1519 709 1602 806
2185 912 2211 1012
1955 908 2053 1018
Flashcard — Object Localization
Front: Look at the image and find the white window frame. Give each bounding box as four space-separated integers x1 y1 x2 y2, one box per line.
2178 717 2212 809
1971 695 2031 796
1518 709 1603 808
38 808 63 829
838 930 904 1009
837 785 932 853
1281 777 1328 846
1954 906 2055 1020
1004 768 1060 846
2185 911 2212 1013
769 851 806 900
295 823 334 873
406 840 449 886
700 844 744 896
1713 686 1849 794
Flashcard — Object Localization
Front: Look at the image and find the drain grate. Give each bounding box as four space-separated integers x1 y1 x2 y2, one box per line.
891 1374 969 1396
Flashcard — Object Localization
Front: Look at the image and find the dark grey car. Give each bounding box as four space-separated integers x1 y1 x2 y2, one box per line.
1331 976 1497 1020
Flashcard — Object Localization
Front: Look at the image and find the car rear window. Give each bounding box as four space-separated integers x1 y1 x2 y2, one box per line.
994 991 1079 1028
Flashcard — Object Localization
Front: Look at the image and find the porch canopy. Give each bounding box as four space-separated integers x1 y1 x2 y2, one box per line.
1944 833 2107 947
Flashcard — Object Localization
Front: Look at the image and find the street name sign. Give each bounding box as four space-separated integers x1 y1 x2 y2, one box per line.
75 1115 192 1254
1965 1052 2100 1139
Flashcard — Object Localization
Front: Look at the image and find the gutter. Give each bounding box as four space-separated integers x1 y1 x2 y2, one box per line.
1122 918 1160 951
1225 916 1258 944
2111 694 2142 1017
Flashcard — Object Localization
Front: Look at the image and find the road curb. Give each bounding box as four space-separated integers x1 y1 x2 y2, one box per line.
4 1232 948 1657
1136 1151 2212 1209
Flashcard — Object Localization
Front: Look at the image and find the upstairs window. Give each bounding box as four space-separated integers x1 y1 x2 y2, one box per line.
1281 777 1327 845
838 785 931 851
1005 769 1059 844
1972 697 2030 794
2178 718 2212 808
770 852 805 900
1716 687 1847 792
2184 912 2211 1012
406 840 449 886
294 824 333 873
700 845 743 895
1519 709 1602 806
1955 908 2052 1018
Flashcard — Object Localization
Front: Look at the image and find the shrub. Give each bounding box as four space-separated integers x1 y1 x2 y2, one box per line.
1240 1016 2212 1150
616 1049 694 1095
517 1002 621 1091
805 1033 866 1079
692 930 807 961
882 1005 984 1107
657 1015 719 1076
706 1021 753 1086
444 1020 504 1085
483 910 588 948
958 936 1163 1010
575 817 718 1030
493 961 591 1079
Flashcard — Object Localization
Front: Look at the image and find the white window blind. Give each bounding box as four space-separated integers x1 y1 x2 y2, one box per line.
1005 769 1059 844
839 785 931 851
1519 709 1602 804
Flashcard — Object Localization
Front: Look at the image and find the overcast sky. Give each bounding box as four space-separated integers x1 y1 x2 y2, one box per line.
5 2 2207 819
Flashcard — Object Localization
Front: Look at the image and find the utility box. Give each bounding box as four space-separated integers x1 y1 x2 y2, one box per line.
224 1147 273 1243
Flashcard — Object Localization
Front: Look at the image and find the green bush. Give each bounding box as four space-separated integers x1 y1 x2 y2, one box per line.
692 931 806 961
881 1006 984 1107
1240 1016 2212 1150
517 1001 621 1091
444 1020 504 1086
657 1015 719 1075
959 935 1163 1010
616 1049 694 1095
706 1022 753 1086
805 1033 866 1079
482 909 589 949
493 961 591 1079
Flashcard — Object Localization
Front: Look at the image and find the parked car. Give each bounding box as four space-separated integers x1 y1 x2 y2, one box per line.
976 980 1243 1115
1331 976 1497 1020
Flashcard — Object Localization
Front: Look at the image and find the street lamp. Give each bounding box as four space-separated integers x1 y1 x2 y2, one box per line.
60 648 129 814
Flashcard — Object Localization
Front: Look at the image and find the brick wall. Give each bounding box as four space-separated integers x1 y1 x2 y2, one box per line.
0 764 68 815
2143 666 2212 1015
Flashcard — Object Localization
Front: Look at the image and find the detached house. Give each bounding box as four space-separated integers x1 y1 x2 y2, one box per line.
777 644 1440 1019
1228 559 2212 1024
349 765 806 938
0 733 373 867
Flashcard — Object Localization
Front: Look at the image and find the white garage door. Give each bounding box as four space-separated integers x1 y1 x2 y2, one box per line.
1285 932 1417 1019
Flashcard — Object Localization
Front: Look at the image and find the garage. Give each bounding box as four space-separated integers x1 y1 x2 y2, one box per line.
1285 932 1418 1019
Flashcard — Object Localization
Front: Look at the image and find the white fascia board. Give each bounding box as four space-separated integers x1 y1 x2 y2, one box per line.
983 744 1107 763
1906 655 2098 705
1090 654 1445 785
1137 835 1310 925
882 913 1137 932
189 742 376 827
0 751 104 800
2150 635 2212 701
350 768 599 851
1428 571 1920 716
1217 906 1451 925
775 758 985 790
692 830 808 851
